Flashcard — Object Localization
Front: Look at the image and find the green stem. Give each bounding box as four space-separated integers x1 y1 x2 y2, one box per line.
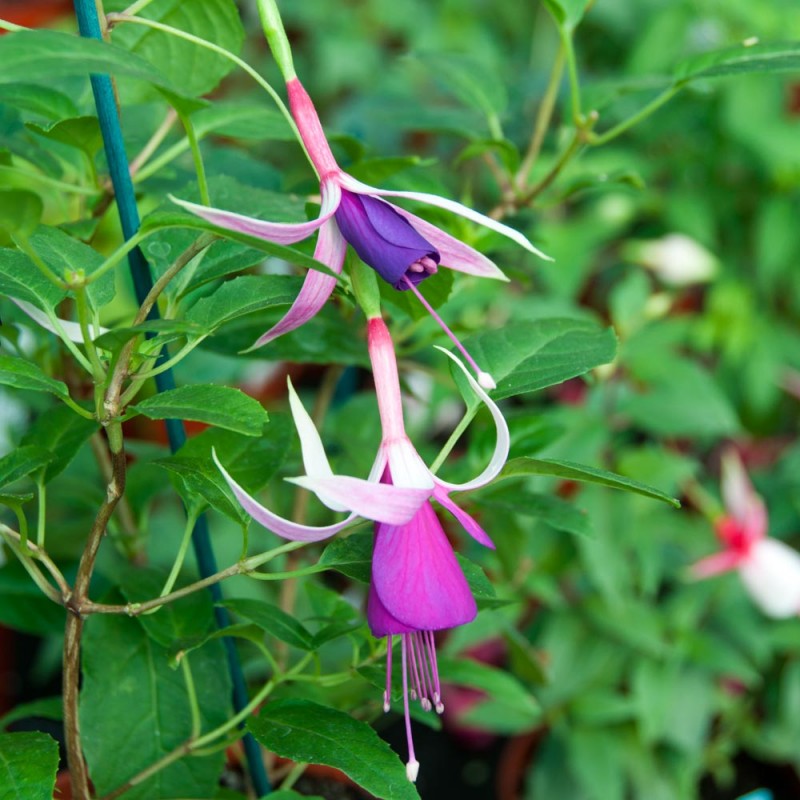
133 138 189 184
561 28 583 125
0 165 99 196
0 17 25 31
181 656 202 739
159 507 199 600
121 0 159 16
73 284 107 382
84 231 146 285
588 85 681 146
35 478 46 548
178 111 210 206
429 404 479 475
256 0 297 81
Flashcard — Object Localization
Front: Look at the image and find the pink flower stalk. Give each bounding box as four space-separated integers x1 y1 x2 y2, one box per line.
691 450 800 618
172 77 548 383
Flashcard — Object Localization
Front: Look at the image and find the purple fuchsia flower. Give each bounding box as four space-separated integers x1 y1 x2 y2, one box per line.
691 450 800 618
172 77 549 381
213 316 506 779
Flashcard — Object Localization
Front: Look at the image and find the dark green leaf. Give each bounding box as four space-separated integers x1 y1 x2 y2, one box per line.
460 319 617 400
498 457 680 507
221 598 315 650
0 731 59 800
81 612 231 800
318 533 372 583
0 560 64 635
92 319 204 352
0 698 63 731
192 101 295 141
0 354 70 400
248 699 420 800
130 385 268 436
185 275 304 331
26 116 102 157
0 248 66 309
21 405 98 483
0 445 53 489
476 487 593 537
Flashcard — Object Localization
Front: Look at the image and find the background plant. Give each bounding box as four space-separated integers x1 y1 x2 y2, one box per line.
0 1 799 799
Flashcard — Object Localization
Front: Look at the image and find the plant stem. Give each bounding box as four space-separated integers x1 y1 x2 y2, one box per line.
587 85 681 146
129 108 178 177
0 524 71 597
63 422 127 800
178 111 210 206
12 233 67 289
429 403 479 476
159 507 200 599
73 285 107 383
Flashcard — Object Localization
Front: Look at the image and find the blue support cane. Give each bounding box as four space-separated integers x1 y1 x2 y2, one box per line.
72 2 271 794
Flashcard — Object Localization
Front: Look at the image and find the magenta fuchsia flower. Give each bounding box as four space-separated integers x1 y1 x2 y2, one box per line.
172 77 548 375
691 450 800 618
213 316 506 779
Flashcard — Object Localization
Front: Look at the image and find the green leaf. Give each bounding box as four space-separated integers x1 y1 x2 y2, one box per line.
460 319 617 400
438 657 541 734
498 457 679 507
0 354 70 400
0 84 78 121
108 0 245 98
248 699 420 800
675 41 800 83
26 116 102 157
0 189 42 237
0 30 188 96
92 319 204 353
264 792 324 800
21 406 98 483
318 533 372 583
476 487 593 537
381 267 453 319
0 445 53 489
192 101 295 141
0 248 66 309
81 613 231 800
130 385 268 436
185 275 304 331
456 554 506 610
0 731 59 800
0 698 63 731
221 598 315 650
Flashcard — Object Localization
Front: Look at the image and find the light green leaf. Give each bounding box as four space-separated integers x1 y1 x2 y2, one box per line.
460 318 617 400
222 598 315 651
476 486 593 536
498 457 680 507
0 84 78 121
248 700 420 800
0 698 63 731
0 248 65 309
0 30 188 96
542 0 591 30
676 40 800 83
26 116 102 157
81 613 231 800
0 189 42 238
193 101 295 141
130 385 268 437
21 406 97 483
0 354 70 400
0 731 59 800
108 0 245 98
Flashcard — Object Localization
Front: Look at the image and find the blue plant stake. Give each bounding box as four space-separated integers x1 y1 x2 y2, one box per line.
71 1 271 794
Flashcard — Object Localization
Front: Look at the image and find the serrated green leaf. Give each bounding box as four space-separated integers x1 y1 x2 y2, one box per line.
185 275 304 331
0 731 59 800
81 613 230 800
92 319 204 353
130 385 268 436
498 457 680 507
0 354 69 400
26 116 102 157
222 598 315 650
675 40 800 83
0 189 42 237
0 248 66 309
459 319 617 400
248 699 420 800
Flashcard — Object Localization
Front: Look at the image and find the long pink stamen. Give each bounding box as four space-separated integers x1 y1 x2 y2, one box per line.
402 276 496 390
383 634 393 712
407 632 423 703
401 637 420 782
426 630 444 713
411 633 433 711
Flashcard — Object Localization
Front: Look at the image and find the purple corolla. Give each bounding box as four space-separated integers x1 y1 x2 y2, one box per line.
172 77 549 358
213 316 506 779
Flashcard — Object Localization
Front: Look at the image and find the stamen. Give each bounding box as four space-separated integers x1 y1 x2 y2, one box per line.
406 633 425 708
401 637 419 782
419 256 439 274
383 634 393 713
415 632 436 712
402 276 496 390
408 262 425 273
411 634 433 711
426 631 445 714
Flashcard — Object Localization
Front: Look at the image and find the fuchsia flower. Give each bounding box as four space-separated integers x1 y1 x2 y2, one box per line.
691 450 800 618
173 77 548 365
214 316 507 779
